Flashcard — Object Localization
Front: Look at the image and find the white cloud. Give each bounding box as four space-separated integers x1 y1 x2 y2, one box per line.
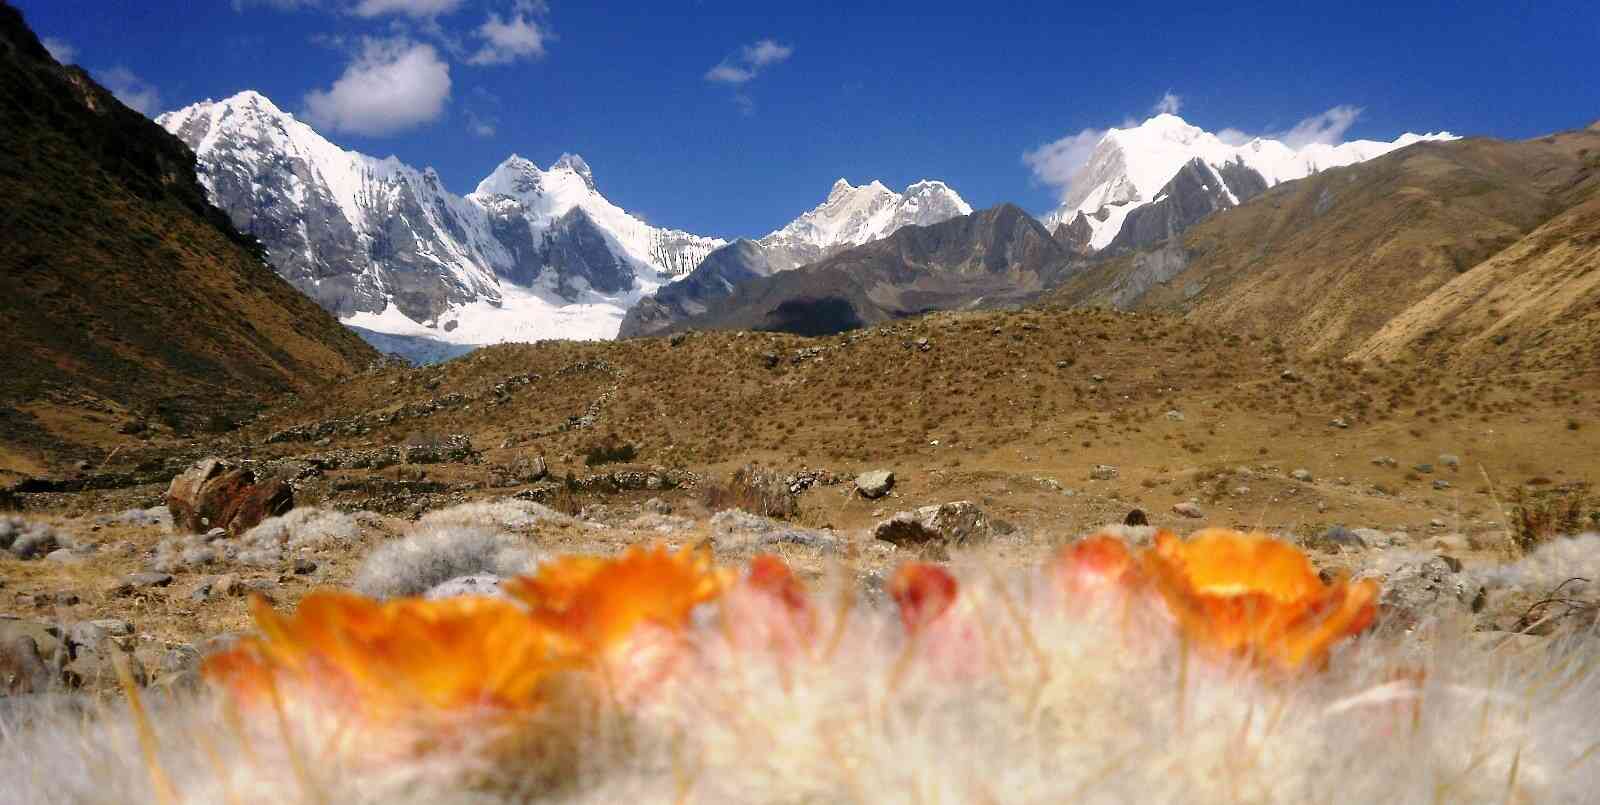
41 36 76 64
1279 105 1364 148
1152 91 1182 116
1023 127 1106 202
303 38 451 136
705 38 793 85
98 67 161 116
350 0 465 18
466 10 547 65
466 111 497 137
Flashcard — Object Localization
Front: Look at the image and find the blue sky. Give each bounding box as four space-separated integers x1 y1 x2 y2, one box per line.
17 0 1600 239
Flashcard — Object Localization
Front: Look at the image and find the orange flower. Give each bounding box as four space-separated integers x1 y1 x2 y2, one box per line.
890 562 960 634
1053 533 1139 599
720 554 817 659
1141 529 1379 671
204 592 573 720
507 543 730 655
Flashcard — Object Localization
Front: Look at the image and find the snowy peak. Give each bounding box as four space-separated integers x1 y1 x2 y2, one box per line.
1043 113 1457 251
552 152 596 191
757 177 973 271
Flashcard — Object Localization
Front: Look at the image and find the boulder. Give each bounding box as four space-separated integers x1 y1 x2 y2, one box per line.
1089 464 1119 481
874 501 993 549
1380 556 1485 629
166 458 293 535
855 470 895 500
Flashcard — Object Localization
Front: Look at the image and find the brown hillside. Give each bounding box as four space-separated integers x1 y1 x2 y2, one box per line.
0 3 376 474
1050 129 1600 363
1354 166 1600 372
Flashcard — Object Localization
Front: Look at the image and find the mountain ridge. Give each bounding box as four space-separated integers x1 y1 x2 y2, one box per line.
0 6 376 472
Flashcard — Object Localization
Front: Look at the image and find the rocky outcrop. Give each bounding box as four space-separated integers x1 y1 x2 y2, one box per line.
165 459 293 536
1104 158 1268 254
874 501 994 548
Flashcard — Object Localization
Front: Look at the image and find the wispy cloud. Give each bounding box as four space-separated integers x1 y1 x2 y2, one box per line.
464 86 501 137
98 66 161 116
303 37 451 136
350 0 466 19
1022 128 1106 201
41 36 76 64
1278 105 1364 147
705 38 793 85
1152 91 1181 116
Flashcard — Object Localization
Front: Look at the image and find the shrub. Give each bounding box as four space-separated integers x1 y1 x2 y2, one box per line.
700 464 799 520
584 438 638 467
1509 484 1593 555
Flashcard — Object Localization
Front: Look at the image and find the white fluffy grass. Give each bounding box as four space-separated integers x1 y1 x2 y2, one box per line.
351 525 542 599
418 500 571 531
2 557 1597 803
1474 533 1600 591
242 508 362 550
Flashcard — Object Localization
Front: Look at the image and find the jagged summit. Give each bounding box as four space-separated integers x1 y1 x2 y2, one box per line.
757 176 973 271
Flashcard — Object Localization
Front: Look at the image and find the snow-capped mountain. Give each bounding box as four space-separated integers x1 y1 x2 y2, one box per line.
758 178 972 270
1041 113 1456 251
619 178 974 338
156 91 724 357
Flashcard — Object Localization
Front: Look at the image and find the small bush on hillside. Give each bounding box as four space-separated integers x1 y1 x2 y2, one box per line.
701 464 799 520
1509 484 1593 555
584 436 638 467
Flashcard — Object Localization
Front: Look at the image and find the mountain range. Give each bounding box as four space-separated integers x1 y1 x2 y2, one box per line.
158 92 972 360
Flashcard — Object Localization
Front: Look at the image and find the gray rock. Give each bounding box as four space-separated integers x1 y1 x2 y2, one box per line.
1165 410 1185 421
111 572 173 596
1439 453 1461 469
1329 417 1350 429
710 510 838 552
1313 525 1367 550
1089 464 1119 481
1290 469 1314 483
1172 501 1204 519
1380 556 1485 628
856 470 896 500
424 574 506 600
1433 479 1452 490
43 548 83 564
874 501 992 548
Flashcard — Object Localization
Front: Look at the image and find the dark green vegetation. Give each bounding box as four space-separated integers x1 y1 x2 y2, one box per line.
0 3 375 475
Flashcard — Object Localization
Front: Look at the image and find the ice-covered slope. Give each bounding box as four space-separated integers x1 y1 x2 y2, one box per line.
757 178 973 270
157 91 724 360
1041 113 1456 251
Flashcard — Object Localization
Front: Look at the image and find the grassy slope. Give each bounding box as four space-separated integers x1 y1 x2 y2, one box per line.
0 3 376 471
